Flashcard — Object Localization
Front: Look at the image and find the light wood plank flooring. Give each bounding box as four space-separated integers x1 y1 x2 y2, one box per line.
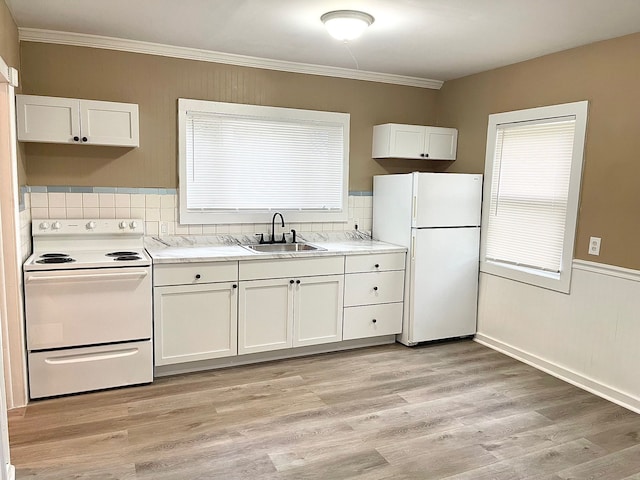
9 340 640 479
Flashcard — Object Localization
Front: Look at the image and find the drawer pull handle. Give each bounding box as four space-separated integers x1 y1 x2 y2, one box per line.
195 274 201 279
374 264 380 268
45 348 139 364
373 286 378 291
296 280 301 284
372 319 377 324
290 279 294 284
232 284 237 289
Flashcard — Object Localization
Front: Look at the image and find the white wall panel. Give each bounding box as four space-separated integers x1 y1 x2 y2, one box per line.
476 260 640 413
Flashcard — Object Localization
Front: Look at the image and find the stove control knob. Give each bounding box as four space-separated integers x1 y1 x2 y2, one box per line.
86 221 96 230
119 221 128 229
129 221 138 230
51 221 62 230
39 222 50 230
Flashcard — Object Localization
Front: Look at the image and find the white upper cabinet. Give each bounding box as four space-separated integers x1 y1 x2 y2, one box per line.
372 123 457 160
16 94 139 147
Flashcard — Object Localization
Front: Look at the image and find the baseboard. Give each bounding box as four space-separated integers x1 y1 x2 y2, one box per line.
155 336 396 377
474 333 640 414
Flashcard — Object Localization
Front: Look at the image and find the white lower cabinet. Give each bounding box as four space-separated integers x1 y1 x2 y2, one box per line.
293 275 344 347
238 257 345 355
154 262 238 366
343 303 403 340
238 274 344 355
343 252 405 340
238 278 292 355
152 252 405 372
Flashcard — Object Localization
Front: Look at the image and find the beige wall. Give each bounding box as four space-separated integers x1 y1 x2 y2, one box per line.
436 32 640 270
0 0 25 186
19 32 640 269
20 42 443 192
0 1 18 68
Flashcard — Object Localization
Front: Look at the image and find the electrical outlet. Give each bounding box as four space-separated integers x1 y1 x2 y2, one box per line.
160 222 168 235
589 236 601 256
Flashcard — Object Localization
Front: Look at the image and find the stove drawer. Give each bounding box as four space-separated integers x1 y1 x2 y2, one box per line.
28 340 152 399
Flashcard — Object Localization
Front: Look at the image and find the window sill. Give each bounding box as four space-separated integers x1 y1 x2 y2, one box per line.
480 260 570 294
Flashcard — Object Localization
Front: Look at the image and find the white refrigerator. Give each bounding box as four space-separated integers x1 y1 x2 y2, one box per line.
373 172 482 345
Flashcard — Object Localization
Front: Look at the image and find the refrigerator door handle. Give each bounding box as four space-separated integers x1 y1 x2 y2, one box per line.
411 235 416 260
412 196 417 222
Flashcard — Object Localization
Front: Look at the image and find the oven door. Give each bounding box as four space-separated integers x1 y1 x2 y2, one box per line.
25 267 152 350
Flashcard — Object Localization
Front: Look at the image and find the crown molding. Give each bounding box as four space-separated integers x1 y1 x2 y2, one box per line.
19 28 443 90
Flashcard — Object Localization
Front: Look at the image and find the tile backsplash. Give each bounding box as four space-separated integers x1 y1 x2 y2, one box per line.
23 187 373 237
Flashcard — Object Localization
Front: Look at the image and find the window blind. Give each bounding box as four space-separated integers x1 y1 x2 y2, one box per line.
185 111 345 212
485 116 576 273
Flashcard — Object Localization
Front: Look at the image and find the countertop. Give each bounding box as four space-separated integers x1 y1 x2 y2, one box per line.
145 231 407 264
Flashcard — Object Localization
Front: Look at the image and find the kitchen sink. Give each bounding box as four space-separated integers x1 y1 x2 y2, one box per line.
243 243 326 253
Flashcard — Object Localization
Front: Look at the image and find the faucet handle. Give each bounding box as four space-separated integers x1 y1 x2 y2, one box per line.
255 233 265 244
290 229 297 244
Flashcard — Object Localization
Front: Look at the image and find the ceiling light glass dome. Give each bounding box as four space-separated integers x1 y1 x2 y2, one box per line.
321 10 375 41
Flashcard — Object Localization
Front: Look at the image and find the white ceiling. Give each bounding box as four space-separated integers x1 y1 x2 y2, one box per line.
6 0 640 84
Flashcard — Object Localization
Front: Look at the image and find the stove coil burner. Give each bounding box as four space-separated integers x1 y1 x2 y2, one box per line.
39 253 70 258
114 255 142 261
106 251 142 261
35 257 76 264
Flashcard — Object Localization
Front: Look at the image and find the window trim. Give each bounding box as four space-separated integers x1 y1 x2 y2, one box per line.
480 101 589 293
178 98 350 225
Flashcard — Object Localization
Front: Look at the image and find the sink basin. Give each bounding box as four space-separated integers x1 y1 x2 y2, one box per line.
243 243 326 253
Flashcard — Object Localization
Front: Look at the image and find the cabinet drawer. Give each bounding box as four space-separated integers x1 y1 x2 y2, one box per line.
345 252 405 273
154 262 238 286
239 256 344 280
343 303 403 340
344 270 405 306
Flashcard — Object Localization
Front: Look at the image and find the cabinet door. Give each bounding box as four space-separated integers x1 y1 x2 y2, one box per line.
389 124 426 159
293 275 344 347
80 100 140 147
238 279 293 355
16 95 80 144
424 127 457 160
154 282 237 365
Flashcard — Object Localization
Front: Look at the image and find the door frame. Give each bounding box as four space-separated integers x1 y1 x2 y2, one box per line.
0 55 27 409
0 52 19 480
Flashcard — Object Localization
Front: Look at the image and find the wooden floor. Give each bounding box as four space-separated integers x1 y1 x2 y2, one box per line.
8 340 640 479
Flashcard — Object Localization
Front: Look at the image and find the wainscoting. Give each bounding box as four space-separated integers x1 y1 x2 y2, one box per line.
477 259 640 413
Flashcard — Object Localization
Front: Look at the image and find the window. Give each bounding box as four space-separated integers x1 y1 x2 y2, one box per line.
178 99 350 224
480 101 588 293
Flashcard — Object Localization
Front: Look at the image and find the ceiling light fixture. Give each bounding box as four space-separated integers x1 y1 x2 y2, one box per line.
321 10 375 41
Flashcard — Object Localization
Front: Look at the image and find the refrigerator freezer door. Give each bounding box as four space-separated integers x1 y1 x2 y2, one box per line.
372 173 414 248
413 173 482 228
409 227 479 343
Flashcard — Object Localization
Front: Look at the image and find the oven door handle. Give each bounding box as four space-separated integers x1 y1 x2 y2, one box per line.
26 271 149 282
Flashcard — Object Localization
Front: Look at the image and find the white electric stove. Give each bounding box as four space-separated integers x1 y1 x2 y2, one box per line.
24 219 153 399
